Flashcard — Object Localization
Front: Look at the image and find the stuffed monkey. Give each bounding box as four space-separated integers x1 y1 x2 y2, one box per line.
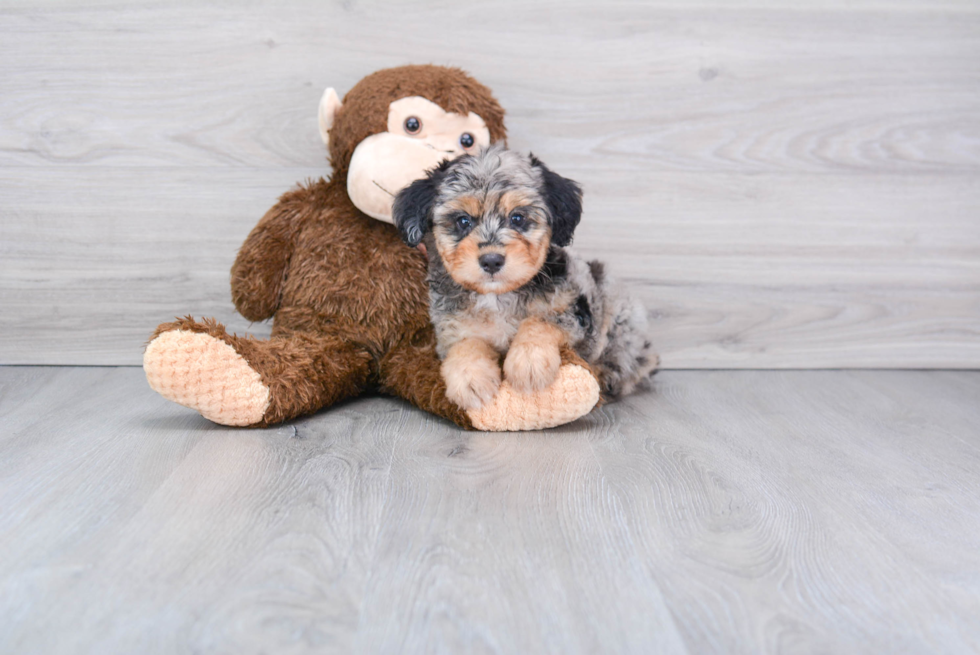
143 65 600 431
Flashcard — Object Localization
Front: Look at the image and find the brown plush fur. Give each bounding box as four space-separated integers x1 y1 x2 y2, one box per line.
151 66 519 428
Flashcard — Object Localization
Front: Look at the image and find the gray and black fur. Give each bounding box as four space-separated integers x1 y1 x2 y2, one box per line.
393 145 657 398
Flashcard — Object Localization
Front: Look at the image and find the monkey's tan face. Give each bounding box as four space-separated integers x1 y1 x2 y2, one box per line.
334 96 491 223
432 186 552 295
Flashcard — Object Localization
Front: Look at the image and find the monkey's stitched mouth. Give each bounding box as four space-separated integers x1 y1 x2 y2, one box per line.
423 143 456 154
372 180 395 197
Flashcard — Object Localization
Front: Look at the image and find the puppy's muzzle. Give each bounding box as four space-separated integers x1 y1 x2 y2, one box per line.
478 252 505 275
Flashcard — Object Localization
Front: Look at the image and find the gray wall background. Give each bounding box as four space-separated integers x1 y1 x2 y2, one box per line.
2 0 978 367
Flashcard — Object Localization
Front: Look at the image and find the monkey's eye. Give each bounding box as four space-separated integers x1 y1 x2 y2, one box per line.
404 116 421 134
460 133 475 149
510 212 526 228
455 214 473 231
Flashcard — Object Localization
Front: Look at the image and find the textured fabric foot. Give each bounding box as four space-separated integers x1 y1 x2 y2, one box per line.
144 330 270 427
467 364 600 431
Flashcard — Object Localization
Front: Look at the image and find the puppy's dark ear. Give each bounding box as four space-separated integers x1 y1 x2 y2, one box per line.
392 160 454 247
531 154 583 247
392 178 436 247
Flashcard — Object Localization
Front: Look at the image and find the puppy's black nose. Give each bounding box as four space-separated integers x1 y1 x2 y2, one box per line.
479 253 505 275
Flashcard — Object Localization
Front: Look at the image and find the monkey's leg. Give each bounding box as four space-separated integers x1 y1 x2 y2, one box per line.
379 336 601 431
378 334 474 429
144 317 372 427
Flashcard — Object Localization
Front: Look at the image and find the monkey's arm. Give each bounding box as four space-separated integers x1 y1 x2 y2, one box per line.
230 196 304 322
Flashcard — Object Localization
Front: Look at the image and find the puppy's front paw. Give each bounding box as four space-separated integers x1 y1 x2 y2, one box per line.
503 341 561 393
442 347 502 411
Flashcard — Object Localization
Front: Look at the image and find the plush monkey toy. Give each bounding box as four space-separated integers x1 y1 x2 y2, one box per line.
143 65 600 431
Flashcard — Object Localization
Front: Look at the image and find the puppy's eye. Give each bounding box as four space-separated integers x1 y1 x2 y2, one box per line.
460 133 475 148
455 215 472 231
404 117 421 134
510 212 526 227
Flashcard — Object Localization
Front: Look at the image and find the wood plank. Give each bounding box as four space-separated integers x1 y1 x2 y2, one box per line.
2 167 977 366
0 366 397 654
586 370 980 652
0 3 977 173
353 424 689 654
1 1 978 367
1 367 978 652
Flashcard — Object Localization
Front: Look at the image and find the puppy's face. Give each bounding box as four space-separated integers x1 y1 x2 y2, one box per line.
393 146 583 295
432 176 551 295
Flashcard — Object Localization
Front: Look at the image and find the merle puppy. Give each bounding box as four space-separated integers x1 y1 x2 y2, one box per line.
393 145 656 411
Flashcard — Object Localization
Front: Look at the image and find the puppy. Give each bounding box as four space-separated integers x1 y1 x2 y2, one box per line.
393 145 657 411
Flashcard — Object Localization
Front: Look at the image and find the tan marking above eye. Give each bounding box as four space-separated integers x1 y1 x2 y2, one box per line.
444 195 483 221
499 190 538 215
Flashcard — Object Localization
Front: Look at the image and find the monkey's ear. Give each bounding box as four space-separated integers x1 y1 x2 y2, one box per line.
393 174 441 247
318 87 343 147
531 154 583 247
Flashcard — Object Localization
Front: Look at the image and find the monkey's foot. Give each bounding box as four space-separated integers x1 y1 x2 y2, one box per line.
144 329 270 427
466 364 600 431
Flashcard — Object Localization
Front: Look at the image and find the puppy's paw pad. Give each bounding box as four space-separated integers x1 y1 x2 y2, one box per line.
442 356 501 411
503 341 561 393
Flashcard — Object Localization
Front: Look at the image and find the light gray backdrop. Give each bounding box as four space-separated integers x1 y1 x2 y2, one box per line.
2 0 978 367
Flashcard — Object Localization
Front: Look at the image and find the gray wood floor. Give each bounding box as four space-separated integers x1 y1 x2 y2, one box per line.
1 367 978 654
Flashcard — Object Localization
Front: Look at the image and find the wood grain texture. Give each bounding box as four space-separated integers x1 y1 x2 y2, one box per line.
3 166 976 367
1 367 978 653
1 1 979 366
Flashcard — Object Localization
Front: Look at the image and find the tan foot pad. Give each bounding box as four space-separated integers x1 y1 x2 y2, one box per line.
144 330 270 427
467 364 600 432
